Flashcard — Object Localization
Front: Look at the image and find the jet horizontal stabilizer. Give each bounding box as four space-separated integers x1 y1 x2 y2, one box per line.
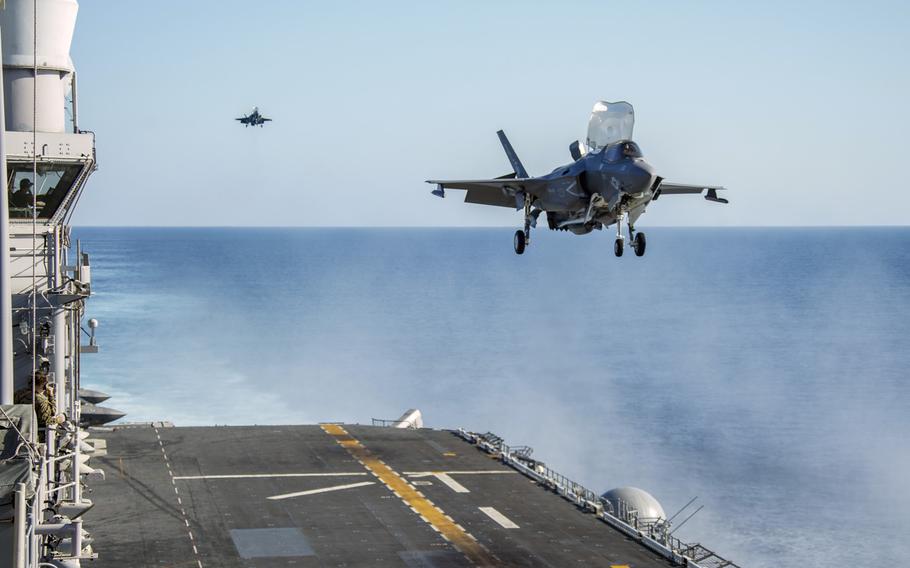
705 188 729 204
657 182 728 203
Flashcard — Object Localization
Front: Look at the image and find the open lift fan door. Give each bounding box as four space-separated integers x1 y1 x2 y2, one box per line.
586 101 635 152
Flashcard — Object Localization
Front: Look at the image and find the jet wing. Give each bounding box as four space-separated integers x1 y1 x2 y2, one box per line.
426 177 551 209
656 182 728 203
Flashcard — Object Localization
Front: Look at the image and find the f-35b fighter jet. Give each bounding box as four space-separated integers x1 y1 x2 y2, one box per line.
235 107 272 127
428 101 727 256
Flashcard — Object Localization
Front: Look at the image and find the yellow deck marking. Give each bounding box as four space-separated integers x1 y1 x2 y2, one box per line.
321 424 497 566
611 565 631 568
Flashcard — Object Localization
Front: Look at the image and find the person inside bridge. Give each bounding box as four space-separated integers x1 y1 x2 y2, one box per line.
10 177 35 209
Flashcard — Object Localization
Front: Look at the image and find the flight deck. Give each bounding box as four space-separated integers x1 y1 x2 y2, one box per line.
86 424 680 567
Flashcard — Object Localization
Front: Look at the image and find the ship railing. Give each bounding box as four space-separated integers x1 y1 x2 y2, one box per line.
42 423 99 564
371 417 418 428
456 428 743 568
673 542 742 568
509 445 533 458
1 412 97 567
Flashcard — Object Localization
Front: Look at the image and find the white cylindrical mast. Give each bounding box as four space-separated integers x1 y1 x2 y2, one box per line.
0 26 13 405
0 0 78 133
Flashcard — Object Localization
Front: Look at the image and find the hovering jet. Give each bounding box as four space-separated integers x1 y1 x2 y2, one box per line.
235 107 272 127
428 101 728 256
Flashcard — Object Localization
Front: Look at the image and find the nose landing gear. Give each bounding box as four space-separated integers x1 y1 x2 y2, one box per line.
614 213 625 257
615 215 647 258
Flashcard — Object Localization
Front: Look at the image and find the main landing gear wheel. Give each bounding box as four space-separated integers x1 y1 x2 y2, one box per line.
633 232 646 257
514 230 526 255
614 238 624 257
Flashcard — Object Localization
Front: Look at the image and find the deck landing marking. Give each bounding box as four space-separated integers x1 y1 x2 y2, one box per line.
479 507 519 529
268 481 376 500
404 470 515 476
435 473 470 493
154 425 205 567
174 472 367 480
320 424 497 566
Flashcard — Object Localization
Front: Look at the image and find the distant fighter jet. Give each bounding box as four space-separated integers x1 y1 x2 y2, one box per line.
428 101 728 256
235 107 272 127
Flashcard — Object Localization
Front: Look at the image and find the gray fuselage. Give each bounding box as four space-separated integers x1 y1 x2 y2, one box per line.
535 140 656 212
533 141 657 234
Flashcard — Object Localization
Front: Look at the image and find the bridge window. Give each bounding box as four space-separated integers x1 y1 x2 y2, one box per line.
7 163 82 220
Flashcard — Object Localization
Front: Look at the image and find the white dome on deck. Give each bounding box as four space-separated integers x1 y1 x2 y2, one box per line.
601 487 666 520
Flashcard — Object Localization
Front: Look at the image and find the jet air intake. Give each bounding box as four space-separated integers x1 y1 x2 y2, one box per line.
0 0 79 133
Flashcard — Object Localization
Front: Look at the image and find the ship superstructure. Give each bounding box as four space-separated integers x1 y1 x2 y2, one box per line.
0 1 113 566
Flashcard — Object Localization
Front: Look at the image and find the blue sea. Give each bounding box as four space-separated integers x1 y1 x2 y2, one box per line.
74 227 910 568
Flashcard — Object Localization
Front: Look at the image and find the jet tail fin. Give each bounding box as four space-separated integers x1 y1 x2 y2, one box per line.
496 130 529 178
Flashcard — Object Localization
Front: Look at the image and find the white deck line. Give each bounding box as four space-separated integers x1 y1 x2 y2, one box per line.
404 470 516 476
478 507 519 529
435 473 470 493
154 426 205 567
267 481 376 500
174 472 368 480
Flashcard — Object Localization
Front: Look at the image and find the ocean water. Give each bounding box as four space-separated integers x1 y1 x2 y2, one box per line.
74 227 910 568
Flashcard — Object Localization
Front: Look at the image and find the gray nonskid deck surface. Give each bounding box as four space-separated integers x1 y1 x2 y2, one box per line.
87 424 674 567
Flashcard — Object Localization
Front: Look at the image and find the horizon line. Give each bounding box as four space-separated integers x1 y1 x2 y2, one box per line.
70 224 910 229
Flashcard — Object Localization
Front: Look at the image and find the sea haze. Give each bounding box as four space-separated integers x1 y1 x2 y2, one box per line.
75 227 910 568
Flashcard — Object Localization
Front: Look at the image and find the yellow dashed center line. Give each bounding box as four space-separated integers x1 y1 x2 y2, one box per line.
321 423 497 566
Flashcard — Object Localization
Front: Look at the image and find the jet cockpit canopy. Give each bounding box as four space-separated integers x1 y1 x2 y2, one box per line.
586 101 635 152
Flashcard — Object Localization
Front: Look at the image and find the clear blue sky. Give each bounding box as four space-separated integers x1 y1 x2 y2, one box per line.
69 1 910 226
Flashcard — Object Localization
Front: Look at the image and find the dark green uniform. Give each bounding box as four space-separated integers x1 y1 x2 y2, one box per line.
14 386 55 427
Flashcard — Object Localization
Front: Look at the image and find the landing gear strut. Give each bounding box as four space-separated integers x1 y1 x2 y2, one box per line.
614 213 625 257
513 196 534 255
